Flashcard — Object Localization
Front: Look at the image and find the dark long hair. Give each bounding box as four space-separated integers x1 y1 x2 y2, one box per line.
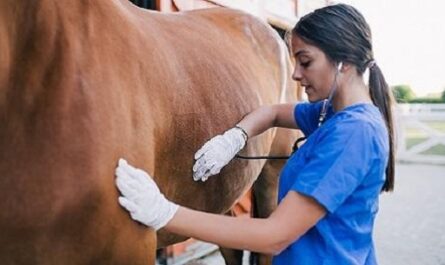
292 4 395 192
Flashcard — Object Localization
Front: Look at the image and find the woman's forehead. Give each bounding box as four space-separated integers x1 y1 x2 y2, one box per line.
291 35 322 57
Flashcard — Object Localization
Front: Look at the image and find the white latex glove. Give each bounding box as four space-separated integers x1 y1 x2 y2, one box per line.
193 126 247 182
115 158 179 230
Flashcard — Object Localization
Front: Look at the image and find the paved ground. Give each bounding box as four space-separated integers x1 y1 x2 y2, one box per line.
374 163 445 265
186 163 445 265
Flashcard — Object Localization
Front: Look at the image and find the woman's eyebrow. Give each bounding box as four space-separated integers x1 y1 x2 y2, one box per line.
294 50 309 57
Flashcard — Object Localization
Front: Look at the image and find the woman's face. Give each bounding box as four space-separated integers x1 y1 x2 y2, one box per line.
291 34 337 102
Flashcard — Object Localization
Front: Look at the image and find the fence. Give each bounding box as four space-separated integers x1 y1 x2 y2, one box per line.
396 104 445 164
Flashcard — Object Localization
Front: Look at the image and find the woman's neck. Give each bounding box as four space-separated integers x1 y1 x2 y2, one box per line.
332 73 372 111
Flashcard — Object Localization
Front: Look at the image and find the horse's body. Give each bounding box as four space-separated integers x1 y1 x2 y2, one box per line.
0 1 299 264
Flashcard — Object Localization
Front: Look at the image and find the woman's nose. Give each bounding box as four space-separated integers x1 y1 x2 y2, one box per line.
292 67 302 81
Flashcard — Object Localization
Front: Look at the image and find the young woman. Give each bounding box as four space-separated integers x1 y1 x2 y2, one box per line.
115 4 395 264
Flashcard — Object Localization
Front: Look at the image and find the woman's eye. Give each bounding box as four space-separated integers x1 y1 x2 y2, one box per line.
300 61 311 68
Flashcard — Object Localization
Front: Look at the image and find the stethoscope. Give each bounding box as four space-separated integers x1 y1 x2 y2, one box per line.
235 62 342 160
318 61 342 127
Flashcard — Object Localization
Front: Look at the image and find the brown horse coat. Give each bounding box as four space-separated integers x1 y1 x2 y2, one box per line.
0 1 299 264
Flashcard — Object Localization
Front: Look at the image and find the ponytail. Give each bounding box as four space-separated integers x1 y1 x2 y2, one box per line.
368 63 395 192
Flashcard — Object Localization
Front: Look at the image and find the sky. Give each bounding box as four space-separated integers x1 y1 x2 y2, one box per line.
334 0 445 97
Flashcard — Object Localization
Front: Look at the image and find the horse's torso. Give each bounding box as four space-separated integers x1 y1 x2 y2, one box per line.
0 1 297 264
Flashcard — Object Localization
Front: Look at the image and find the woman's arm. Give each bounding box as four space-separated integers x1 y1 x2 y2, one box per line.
116 159 325 254
237 103 300 138
165 190 325 255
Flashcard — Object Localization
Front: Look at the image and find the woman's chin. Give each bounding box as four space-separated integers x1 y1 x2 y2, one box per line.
306 95 320 103
305 89 320 103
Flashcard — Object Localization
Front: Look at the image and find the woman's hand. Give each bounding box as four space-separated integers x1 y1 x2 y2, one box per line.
115 158 179 230
192 127 247 182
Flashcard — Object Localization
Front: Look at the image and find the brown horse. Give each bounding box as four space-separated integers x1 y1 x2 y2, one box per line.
0 1 300 264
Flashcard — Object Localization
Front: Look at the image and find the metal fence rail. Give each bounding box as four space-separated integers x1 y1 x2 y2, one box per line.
396 104 445 164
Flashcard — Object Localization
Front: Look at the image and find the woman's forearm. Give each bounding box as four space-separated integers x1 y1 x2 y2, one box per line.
237 105 276 139
165 207 286 255
237 104 298 139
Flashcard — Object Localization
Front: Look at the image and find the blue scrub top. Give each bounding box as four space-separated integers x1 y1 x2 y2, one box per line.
273 102 389 265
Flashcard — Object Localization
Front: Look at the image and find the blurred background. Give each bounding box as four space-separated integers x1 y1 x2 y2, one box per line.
129 1 445 264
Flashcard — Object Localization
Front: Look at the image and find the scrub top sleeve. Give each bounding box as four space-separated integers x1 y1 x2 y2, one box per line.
294 102 323 136
291 121 374 213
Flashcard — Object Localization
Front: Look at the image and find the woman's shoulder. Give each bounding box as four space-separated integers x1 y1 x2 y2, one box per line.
319 104 387 141
327 104 389 151
333 103 386 129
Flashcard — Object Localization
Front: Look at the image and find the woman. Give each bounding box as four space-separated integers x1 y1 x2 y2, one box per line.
115 4 395 264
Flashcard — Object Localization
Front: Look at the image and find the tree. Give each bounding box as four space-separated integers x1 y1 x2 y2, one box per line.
441 88 445 102
392 84 415 103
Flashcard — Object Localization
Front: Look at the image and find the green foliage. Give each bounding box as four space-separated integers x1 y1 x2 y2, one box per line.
391 84 445 103
409 98 444 104
392 84 415 103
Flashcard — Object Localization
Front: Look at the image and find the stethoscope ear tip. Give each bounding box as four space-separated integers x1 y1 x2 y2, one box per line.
337 62 343 72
